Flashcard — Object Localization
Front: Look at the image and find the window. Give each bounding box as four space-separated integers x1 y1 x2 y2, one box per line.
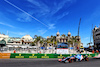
66 39 67 42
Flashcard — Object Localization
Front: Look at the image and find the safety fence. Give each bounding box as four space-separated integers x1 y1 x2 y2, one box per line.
0 53 99 59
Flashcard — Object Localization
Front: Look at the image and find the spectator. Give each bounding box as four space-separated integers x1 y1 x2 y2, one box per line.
13 50 16 53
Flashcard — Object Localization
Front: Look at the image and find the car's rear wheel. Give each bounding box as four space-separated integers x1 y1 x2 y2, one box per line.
74 58 77 62
78 59 81 62
68 59 71 63
71 59 73 62
68 59 73 63
85 58 89 61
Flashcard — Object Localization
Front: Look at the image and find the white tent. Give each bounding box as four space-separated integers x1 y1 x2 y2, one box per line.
33 46 38 48
20 46 27 48
6 45 13 47
28 46 34 48
13 45 19 48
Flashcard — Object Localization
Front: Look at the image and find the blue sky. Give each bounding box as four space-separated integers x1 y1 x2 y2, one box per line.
0 0 100 47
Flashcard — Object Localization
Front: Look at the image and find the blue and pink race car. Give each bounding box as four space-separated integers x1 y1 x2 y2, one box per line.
58 54 89 63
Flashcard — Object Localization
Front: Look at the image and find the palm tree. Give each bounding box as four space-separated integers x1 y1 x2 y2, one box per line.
72 37 80 47
62 34 66 37
67 40 72 47
40 40 43 47
67 36 80 49
31 42 35 46
34 35 38 39
45 39 51 47
33 35 42 53
35 36 42 45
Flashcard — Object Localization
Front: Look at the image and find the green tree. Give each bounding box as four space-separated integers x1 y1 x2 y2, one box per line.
67 36 80 47
62 34 66 37
33 35 43 53
40 40 43 47
31 42 35 46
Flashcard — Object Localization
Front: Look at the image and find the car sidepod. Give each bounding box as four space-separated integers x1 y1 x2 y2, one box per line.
75 54 83 61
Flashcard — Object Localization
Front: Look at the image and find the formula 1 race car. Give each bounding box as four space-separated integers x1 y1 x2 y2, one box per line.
93 54 100 59
58 54 88 63
75 54 89 61
58 55 75 63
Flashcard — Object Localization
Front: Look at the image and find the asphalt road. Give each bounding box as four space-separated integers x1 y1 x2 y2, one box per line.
0 58 100 67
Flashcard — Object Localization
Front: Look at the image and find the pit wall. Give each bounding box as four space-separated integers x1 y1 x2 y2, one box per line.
0 53 99 59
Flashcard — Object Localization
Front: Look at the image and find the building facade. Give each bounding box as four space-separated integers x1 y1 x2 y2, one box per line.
21 35 34 45
47 31 81 48
0 33 9 47
0 34 34 45
93 26 100 51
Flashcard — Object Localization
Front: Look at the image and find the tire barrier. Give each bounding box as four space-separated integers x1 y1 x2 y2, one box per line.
10 53 99 58
0 53 11 59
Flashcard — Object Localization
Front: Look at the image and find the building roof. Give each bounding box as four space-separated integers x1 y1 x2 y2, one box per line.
56 31 60 35
68 32 71 35
7 37 21 42
0 34 9 38
94 26 98 30
22 35 33 40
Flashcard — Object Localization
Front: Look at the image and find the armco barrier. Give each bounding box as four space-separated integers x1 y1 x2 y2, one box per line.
10 53 99 58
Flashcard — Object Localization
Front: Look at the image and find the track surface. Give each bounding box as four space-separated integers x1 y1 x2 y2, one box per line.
0 58 100 67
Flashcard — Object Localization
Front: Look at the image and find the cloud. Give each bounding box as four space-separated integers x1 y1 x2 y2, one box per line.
17 13 32 22
38 29 47 34
27 0 49 16
48 24 55 29
84 37 89 40
10 31 27 35
56 12 69 20
51 0 75 15
27 0 41 7
51 0 67 15
5 0 48 27
0 22 15 28
4 0 77 31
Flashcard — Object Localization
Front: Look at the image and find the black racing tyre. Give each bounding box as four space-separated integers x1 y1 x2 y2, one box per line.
68 59 73 63
85 58 89 61
78 59 81 62
74 58 77 62
71 59 73 63
68 59 71 63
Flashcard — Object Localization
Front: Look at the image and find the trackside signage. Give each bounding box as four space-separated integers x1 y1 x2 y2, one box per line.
10 53 98 58
41 54 49 58
29 54 37 58
15 54 24 58
57 48 69 54
58 54 64 58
